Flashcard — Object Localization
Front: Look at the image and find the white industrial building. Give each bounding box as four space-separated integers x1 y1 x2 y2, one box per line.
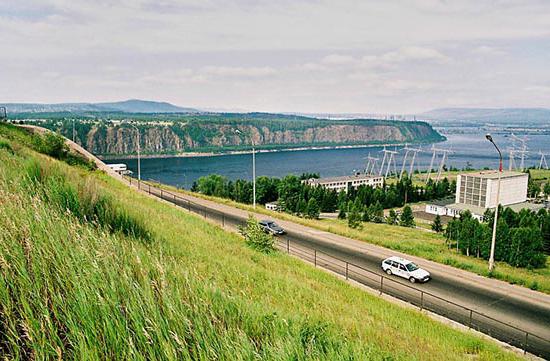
305 174 384 193
426 170 532 220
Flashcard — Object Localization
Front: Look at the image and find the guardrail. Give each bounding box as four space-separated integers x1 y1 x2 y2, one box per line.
123 175 550 358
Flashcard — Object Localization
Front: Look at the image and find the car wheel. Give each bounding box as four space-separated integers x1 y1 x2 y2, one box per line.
385 269 392 275
409 277 416 283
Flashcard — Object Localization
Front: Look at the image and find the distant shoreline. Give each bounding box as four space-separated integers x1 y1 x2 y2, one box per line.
99 141 443 160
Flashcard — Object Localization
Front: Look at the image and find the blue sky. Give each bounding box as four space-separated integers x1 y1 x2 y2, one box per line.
1 0 549 113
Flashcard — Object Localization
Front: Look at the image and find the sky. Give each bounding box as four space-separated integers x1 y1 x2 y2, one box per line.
1 0 550 114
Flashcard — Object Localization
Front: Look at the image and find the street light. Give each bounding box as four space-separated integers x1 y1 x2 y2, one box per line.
235 129 256 209
485 133 502 272
126 122 141 183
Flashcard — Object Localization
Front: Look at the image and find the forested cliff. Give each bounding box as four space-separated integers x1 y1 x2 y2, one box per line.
18 113 444 156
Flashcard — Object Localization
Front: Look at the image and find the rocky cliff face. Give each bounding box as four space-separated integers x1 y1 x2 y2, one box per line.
78 121 442 156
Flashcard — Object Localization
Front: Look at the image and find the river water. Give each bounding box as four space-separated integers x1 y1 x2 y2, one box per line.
110 131 550 189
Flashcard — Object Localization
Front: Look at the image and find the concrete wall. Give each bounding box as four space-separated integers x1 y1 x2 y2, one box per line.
486 174 528 208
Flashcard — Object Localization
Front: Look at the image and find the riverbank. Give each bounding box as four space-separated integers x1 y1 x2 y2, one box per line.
99 140 442 160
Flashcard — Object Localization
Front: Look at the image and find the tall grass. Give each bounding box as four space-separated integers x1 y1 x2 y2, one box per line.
0 136 521 360
22 158 152 243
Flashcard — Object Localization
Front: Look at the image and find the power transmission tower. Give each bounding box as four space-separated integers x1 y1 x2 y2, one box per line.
364 153 379 175
436 149 452 182
511 133 528 171
426 145 437 181
382 148 399 178
400 145 422 180
539 151 549 170
508 148 516 171
378 147 388 176
426 146 453 183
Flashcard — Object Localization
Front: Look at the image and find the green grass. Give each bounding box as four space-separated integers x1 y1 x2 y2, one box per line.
0 130 521 359
161 185 550 294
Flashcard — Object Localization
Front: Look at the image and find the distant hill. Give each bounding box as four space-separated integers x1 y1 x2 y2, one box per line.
420 107 550 126
0 99 199 114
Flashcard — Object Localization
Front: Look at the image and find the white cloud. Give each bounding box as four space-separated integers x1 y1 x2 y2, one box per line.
200 66 277 78
321 54 358 66
472 45 506 56
0 1 549 112
379 46 451 64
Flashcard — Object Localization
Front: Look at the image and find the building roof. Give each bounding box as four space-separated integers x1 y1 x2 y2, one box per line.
459 170 527 179
308 174 382 184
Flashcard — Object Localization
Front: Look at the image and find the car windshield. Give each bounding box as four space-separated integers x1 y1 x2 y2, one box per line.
268 222 279 228
405 263 419 272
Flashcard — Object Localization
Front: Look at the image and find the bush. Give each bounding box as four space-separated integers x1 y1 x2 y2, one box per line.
239 215 276 253
37 132 68 158
0 139 13 153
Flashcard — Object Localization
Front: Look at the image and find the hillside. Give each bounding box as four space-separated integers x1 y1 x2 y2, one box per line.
14 113 444 156
0 123 517 360
1 99 198 114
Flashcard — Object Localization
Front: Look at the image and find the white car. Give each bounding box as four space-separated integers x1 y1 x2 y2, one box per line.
381 256 431 283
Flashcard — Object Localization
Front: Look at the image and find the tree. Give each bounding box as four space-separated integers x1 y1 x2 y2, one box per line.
347 204 362 229
507 227 546 268
431 214 443 233
370 201 384 223
399 205 415 227
238 215 275 254
543 182 550 199
305 197 320 219
337 205 347 219
386 209 398 225
527 177 540 198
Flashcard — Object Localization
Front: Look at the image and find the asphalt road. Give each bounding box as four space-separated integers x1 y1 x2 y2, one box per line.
140 182 550 358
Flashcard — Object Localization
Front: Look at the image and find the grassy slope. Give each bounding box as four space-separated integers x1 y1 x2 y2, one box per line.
0 128 520 359
159 185 550 294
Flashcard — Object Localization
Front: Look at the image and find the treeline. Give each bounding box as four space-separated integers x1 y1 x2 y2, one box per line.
192 173 454 219
445 207 549 269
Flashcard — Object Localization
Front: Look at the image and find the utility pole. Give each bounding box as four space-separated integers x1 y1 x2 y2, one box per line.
72 119 76 143
0 107 6 122
486 134 502 273
252 139 256 209
127 122 141 181
236 129 256 209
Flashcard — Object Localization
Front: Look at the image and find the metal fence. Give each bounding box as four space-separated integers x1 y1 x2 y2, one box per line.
124 176 550 359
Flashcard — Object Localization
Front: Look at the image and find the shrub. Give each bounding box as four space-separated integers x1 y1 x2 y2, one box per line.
239 215 276 253
0 139 13 153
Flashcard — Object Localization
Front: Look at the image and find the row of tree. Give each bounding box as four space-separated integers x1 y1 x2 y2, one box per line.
192 173 454 220
343 200 416 230
444 207 549 269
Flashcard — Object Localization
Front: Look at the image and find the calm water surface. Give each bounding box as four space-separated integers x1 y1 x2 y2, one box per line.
110 133 550 189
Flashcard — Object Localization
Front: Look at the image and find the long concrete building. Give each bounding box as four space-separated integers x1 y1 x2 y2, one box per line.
305 174 384 193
